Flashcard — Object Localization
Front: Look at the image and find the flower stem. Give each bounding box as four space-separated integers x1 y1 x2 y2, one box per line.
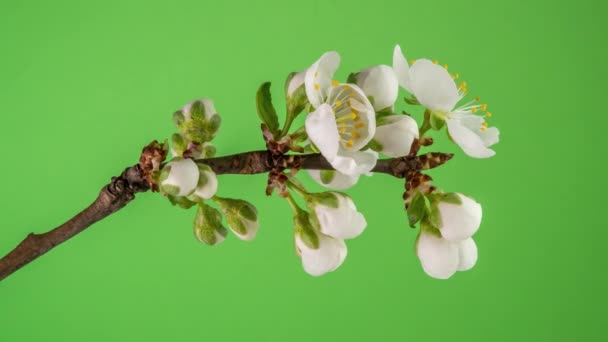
285 193 304 215
419 110 432 137
287 180 309 198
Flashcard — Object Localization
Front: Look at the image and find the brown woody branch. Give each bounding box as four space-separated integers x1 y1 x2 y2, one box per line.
0 148 452 282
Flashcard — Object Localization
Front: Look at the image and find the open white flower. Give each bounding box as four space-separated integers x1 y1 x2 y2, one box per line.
307 170 359 190
160 158 199 197
304 52 378 176
416 230 478 279
308 192 367 239
373 115 419 157
392 45 499 158
295 232 347 277
436 193 482 241
354 65 399 111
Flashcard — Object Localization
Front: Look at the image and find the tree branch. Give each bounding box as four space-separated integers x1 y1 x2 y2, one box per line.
0 149 452 282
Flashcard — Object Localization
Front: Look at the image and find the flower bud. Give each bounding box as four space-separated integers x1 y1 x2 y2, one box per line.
286 71 306 97
188 164 218 201
215 198 259 241
193 204 227 246
432 193 482 241
373 115 419 157
293 211 347 277
173 99 221 143
306 192 366 239
354 65 399 111
416 226 479 279
285 71 308 115
159 157 199 197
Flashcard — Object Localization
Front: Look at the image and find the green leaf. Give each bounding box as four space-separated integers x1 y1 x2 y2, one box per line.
430 111 445 130
319 170 336 184
256 82 280 134
189 100 206 120
404 96 419 105
167 195 196 209
407 192 427 228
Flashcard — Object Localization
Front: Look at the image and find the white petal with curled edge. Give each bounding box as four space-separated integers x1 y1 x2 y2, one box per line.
287 70 306 96
330 149 378 176
438 193 482 241
392 45 412 92
356 65 399 111
305 104 340 160
308 170 360 190
446 119 496 158
373 115 419 157
416 231 459 279
457 238 478 271
408 59 460 112
315 193 367 240
304 51 340 108
296 234 347 276
162 158 199 197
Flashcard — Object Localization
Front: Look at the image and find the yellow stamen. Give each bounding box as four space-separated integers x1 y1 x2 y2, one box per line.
443 64 448 69
343 85 350 90
355 122 365 129
433 59 438 64
353 114 360 122
472 107 478 113
331 80 339 87
335 100 342 106
481 103 487 111
340 128 346 134
475 96 480 101
314 84 320 90
352 131 361 139
336 113 357 122
346 140 354 148
486 112 493 117
454 73 460 79
480 127 487 132
410 59 416 64
314 71 318 77
482 122 488 127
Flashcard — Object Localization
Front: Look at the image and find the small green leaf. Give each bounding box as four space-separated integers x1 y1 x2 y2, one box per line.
311 192 339 208
173 110 185 129
404 96 419 105
407 192 427 228
320 170 336 184
346 72 358 84
441 193 463 205
167 195 196 209
256 82 280 134
189 100 206 120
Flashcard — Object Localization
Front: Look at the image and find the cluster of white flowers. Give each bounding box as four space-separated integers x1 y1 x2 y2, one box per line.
158 45 499 279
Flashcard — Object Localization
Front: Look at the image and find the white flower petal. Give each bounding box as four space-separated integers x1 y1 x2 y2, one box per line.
438 193 482 241
305 104 340 160
296 234 347 276
193 169 218 200
416 231 459 279
356 65 399 111
409 59 460 112
287 70 306 96
162 158 199 197
307 170 360 190
305 51 340 108
457 238 478 271
330 149 378 176
392 45 412 92
315 193 367 239
373 115 419 157
446 119 496 158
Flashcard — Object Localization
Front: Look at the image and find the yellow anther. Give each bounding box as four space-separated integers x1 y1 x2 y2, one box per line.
410 59 416 65
433 59 438 64
314 72 318 77
346 140 354 148
340 128 346 134
353 114 360 122
481 103 487 111
482 122 488 127
339 122 346 127
461 81 467 88
472 107 478 113
335 100 342 106
352 131 361 139
486 111 493 117
480 127 487 132
314 83 320 90
454 73 460 79
355 122 365 129
331 80 339 87
475 96 480 101
343 85 350 90
443 64 448 69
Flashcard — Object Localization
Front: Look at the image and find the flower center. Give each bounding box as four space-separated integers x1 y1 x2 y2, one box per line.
327 83 369 150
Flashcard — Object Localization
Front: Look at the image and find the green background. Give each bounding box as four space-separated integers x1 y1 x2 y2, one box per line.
1 0 605 340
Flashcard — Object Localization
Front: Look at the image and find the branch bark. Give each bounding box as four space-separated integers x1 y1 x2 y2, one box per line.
0 150 451 282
